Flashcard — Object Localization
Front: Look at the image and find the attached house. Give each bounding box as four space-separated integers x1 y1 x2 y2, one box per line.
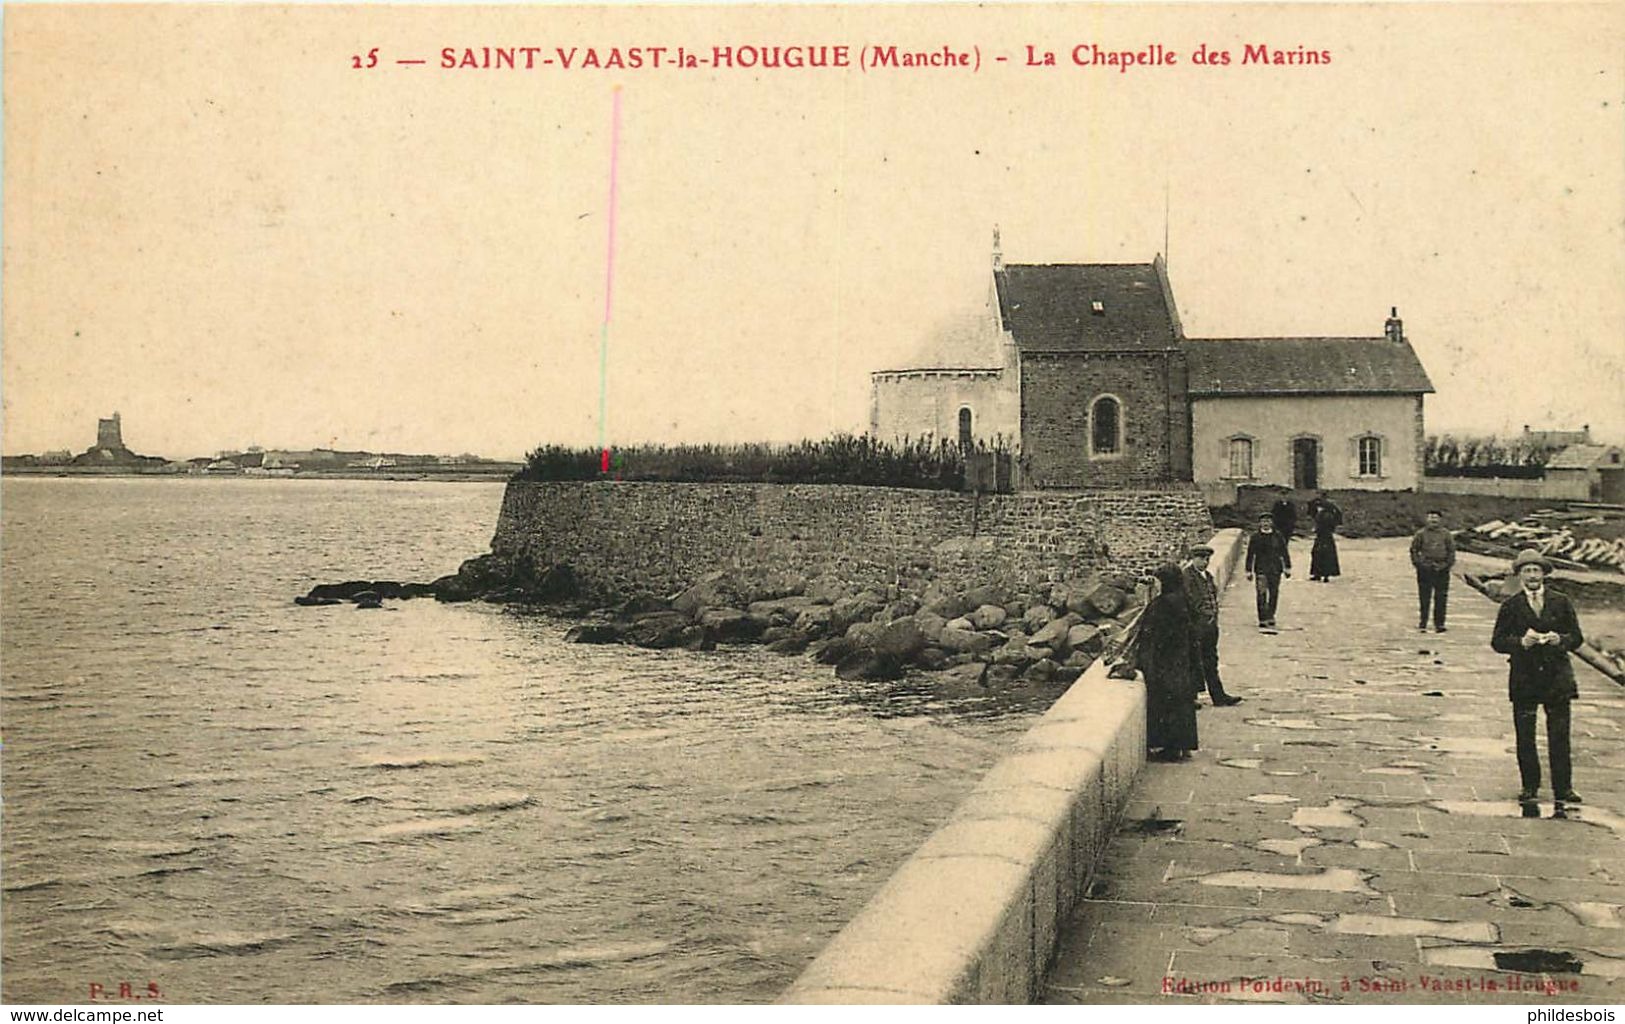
870 235 1435 498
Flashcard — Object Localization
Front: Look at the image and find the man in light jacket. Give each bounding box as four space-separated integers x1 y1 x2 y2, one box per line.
1491 549 1584 804
1410 509 1456 632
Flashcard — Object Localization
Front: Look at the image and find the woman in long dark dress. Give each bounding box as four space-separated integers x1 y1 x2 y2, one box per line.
1137 564 1201 761
1309 494 1343 582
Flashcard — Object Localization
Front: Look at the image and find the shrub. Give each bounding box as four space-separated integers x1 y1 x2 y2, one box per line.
516 434 1013 490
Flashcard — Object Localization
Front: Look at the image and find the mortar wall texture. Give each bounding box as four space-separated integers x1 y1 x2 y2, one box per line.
492 481 1213 600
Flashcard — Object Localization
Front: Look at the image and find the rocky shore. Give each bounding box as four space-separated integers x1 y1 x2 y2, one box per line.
296 552 1148 686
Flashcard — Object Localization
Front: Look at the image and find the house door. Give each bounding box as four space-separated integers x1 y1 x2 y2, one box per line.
1292 438 1319 490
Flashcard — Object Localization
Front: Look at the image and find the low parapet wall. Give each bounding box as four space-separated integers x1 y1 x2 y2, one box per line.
782 530 1242 1003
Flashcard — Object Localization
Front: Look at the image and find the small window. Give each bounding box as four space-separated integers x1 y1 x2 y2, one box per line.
1358 436 1382 477
1091 396 1121 455
958 407 973 451
1090 300 1105 315
1229 437 1254 479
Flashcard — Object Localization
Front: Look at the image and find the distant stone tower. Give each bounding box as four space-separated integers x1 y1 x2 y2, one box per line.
97 412 124 450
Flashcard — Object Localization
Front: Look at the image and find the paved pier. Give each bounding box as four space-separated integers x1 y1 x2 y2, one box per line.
1043 538 1625 1005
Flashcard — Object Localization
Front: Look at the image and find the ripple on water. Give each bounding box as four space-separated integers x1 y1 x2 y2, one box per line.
357 817 485 843
360 754 486 771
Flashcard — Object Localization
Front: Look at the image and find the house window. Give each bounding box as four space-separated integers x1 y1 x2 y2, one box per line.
1358 436 1383 477
958 407 973 451
1228 437 1255 479
1090 395 1122 456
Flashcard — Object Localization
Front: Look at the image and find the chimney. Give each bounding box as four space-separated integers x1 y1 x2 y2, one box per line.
1384 306 1404 344
991 224 1003 272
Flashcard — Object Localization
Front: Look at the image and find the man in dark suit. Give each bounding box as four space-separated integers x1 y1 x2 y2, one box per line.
1490 549 1585 804
1182 545 1243 707
1245 514 1291 628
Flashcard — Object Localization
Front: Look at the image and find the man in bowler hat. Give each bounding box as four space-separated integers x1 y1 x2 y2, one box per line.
1491 549 1585 804
1182 544 1243 706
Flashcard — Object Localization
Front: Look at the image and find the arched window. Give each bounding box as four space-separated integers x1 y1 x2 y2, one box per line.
1090 395 1122 456
1228 437 1255 479
1358 436 1383 477
958 407 973 451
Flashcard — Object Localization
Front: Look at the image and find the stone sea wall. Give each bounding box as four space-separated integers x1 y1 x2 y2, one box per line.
489 481 1213 601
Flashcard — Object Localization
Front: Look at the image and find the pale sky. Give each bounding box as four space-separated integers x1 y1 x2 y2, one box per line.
4 3 1622 459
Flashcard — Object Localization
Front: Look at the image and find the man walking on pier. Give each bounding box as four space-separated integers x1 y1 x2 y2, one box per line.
1245 514 1291 629
1410 509 1456 632
1491 550 1585 804
1183 545 1243 706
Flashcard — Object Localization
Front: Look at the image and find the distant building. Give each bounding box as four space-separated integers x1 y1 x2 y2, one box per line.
1522 424 1593 448
869 233 1434 499
1544 444 1625 503
97 412 124 450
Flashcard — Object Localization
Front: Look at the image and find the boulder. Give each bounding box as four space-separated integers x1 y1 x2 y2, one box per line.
747 596 818 623
1003 600 1027 620
829 594 885 634
913 610 948 644
1066 623 1105 655
305 580 376 601
564 622 621 644
760 626 795 644
835 650 904 681
915 646 950 671
732 568 809 606
294 595 344 607
1047 584 1071 612
672 572 734 617
963 584 1009 610
985 665 1022 687
1024 658 1059 683
883 596 921 622
698 608 765 642
431 553 518 603
945 616 975 632
766 635 811 655
1022 604 1057 630
969 604 1008 630
874 617 926 661
679 625 716 651
810 637 858 665
920 583 969 620
622 612 692 649
806 575 849 605
990 637 1036 668
1029 613 1081 649
1024 641 1057 662
937 627 993 655
793 605 835 637
845 620 888 648
1064 650 1097 669
1054 665 1085 684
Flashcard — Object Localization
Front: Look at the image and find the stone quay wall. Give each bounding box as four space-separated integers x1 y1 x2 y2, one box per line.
490 481 1214 600
780 527 1246 1004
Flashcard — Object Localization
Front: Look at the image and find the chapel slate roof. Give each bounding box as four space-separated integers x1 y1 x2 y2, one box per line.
1183 337 1435 396
994 263 1180 352
1545 444 1624 471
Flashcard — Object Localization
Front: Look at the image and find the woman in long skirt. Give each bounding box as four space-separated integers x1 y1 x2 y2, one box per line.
1137 564 1201 761
1309 494 1343 582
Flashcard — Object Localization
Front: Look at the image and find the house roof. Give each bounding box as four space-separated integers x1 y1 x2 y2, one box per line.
1183 337 1435 396
1546 444 1624 470
994 262 1180 352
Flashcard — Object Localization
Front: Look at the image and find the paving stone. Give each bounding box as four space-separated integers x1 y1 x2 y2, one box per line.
1361 871 1501 897
1042 538 1625 1006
